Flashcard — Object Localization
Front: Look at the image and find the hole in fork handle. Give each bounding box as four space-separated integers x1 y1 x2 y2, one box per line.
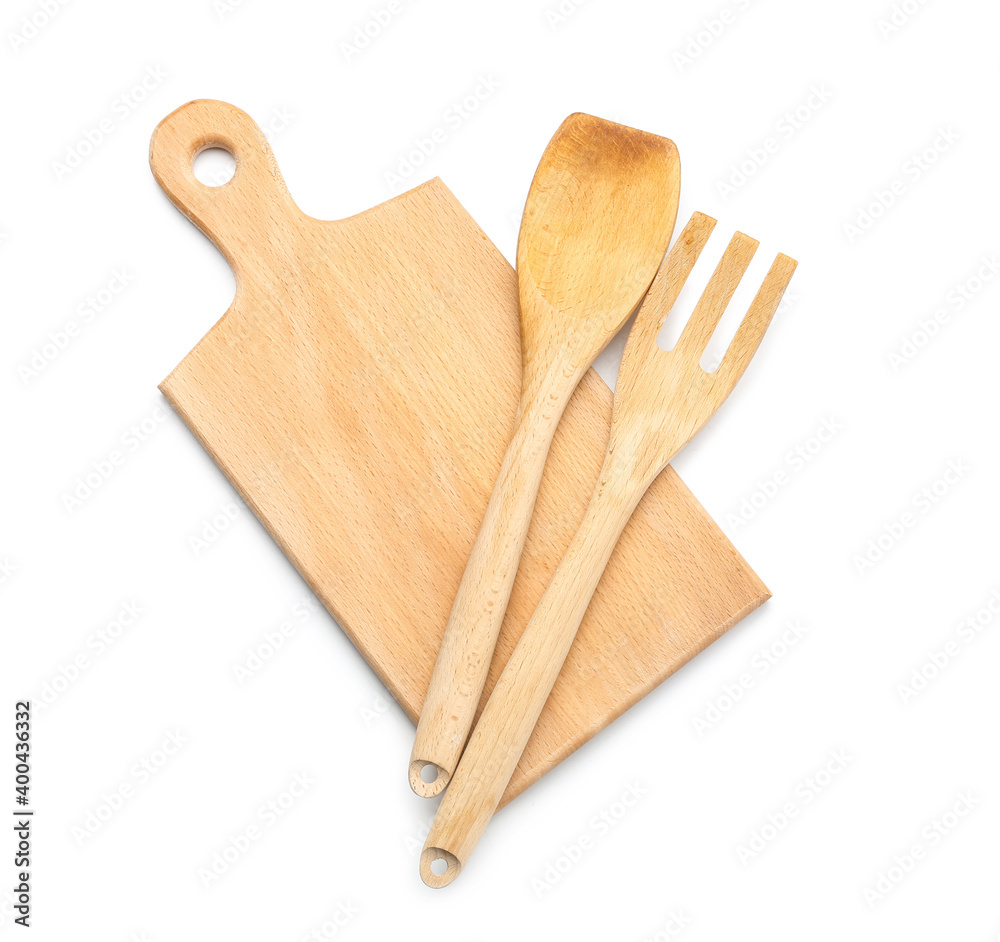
420 847 462 888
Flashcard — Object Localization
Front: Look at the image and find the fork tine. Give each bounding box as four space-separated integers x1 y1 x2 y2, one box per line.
627 212 716 348
713 253 798 392
674 231 759 361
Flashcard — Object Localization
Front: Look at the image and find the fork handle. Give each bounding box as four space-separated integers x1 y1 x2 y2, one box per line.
410 379 577 797
420 460 643 885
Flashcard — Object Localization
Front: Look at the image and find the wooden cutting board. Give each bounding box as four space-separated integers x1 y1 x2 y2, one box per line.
150 100 769 806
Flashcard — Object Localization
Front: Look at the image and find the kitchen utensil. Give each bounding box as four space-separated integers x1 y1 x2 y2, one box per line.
150 101 769 806
410 113 681 796
420 212 797 886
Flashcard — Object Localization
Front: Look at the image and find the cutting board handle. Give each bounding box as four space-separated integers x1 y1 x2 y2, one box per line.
149 99 300 269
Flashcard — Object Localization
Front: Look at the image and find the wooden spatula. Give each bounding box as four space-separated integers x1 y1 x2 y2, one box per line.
409 114 680 796
419 212 797 885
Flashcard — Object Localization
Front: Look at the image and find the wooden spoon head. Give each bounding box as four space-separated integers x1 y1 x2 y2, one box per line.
516 113 680 373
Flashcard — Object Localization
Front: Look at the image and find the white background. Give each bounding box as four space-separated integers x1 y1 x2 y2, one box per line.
2 0 999 938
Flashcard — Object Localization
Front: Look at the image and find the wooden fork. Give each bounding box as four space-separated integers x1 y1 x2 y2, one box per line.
419 212 797 886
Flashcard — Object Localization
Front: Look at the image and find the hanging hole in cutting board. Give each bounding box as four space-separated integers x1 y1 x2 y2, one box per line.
194 146 235 187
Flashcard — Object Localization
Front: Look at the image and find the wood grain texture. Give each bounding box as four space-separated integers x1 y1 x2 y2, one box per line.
149 100 770 806
410 113 680 797
421 213 797 886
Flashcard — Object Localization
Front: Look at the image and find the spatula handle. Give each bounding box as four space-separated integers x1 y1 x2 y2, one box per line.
410 385 572 796
419 465 640 885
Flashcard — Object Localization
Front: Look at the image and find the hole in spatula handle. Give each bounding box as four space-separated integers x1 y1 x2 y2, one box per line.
419 847 461 888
